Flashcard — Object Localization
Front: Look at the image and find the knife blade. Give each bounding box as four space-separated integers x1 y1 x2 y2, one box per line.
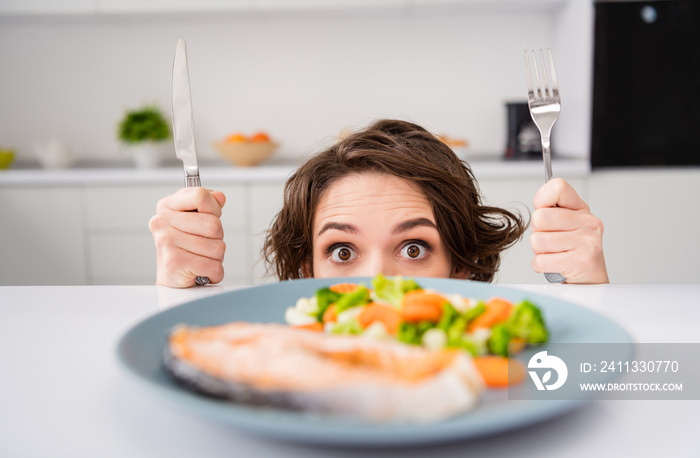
172 38 209 286
172 38 201 186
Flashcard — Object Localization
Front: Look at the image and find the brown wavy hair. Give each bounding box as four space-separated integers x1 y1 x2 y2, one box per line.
263 119 527 282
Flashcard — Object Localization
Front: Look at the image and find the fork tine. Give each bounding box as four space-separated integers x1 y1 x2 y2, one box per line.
530 49 542 98
525 50 535 99
538 49 550 98
547 48 559 97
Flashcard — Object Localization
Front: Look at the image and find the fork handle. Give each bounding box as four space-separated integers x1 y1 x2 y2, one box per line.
541 141 565 283
542 142 554 182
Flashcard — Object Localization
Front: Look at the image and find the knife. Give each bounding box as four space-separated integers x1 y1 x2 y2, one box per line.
172 38 209 286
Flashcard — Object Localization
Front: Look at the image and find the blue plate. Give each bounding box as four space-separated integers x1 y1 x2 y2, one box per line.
116 277 632 447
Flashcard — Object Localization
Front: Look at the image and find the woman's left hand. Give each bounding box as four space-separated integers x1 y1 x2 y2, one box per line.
530 178 609 284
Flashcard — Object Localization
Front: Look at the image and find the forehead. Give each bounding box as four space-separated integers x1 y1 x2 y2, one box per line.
314 173 433 223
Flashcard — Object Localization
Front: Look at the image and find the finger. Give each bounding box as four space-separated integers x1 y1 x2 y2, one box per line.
531 251 573 277
530 231 576 255
149 212 224 243
158 187 225 217
533 178 589 211
170 228 227 262
151 218 226 263
210 190 226 208
157 246 225 287
166 211 224 239
532 245 608 284
531 207 585 232
153 225 226 287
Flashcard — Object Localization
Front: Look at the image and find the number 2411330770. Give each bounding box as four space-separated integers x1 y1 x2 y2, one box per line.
593 360 680 373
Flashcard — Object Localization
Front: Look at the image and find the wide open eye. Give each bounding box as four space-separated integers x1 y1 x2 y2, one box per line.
330 245 357 263
400 242 428 260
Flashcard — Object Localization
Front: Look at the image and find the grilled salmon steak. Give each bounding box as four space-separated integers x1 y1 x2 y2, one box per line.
164 322 484 422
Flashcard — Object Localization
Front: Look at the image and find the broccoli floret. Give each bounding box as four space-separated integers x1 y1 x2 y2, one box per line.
397 320 434 345
487 323 511 357
371 274 421 308
508 300 549 344
315 288 342 322
446 316 468 346
315 285 372 321
435 302 488 356
334 286 371 314
397 322 421 345
444 315 482 355
453 336 479 357
437 302 460 331
486 300 548 356
463 300 486 323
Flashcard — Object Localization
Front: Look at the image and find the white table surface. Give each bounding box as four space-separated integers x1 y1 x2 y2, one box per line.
0 283 698 458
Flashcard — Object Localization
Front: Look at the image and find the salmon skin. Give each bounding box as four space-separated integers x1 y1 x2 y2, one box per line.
163 322 484 423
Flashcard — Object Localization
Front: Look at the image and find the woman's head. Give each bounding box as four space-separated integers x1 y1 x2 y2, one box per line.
263 119 526 282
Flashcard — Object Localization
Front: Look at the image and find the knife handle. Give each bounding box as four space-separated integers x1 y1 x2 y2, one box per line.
545 273 566 283
185 174 210 286
186 176 201 187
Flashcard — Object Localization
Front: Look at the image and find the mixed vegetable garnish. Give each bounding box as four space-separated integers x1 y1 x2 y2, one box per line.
285 275 549 387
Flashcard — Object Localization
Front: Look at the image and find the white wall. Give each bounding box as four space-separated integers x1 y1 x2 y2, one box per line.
0 6 564 165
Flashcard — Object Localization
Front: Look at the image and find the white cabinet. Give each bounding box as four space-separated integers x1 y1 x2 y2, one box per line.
588 169 700 284
481 169 700 285
81 184 252 285
0 170 288 286
0 187 86 285
82 185 174 285
88 234 157 283
0 182 258 286
248 182 285 284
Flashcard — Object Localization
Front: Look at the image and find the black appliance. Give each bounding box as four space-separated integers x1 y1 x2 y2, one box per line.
591 0 700 168
504 101 546 159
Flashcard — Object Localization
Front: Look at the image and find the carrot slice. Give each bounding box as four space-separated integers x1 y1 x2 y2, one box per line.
509 337 527 354
466 297 514 332
329 283 359 294
401 290 445 323
322 304 338 324
293 322 324 332
473 356 525 388
357 303 402 335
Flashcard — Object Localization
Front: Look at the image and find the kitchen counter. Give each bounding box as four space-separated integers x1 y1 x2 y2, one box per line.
0 283 697 457
0 157 590 187
0 163 299 187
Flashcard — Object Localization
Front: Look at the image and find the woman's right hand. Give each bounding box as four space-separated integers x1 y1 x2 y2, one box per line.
149 187 227 288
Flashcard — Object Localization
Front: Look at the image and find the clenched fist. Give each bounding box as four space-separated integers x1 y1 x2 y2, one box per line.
530 178 609 284
149 187 227 288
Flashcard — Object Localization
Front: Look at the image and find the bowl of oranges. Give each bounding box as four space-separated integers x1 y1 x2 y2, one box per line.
213 131 279 167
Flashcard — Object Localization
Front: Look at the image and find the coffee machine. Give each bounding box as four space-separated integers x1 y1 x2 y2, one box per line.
504 101 543 159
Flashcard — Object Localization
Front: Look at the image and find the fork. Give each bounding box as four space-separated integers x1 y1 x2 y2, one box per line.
525 48 566 284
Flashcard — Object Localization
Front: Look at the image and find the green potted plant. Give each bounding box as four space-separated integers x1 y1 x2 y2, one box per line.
118 105 171 168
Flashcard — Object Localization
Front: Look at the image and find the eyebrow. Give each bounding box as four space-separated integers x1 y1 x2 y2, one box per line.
317 218 437 237
392 217 438 234
317 222 359 236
